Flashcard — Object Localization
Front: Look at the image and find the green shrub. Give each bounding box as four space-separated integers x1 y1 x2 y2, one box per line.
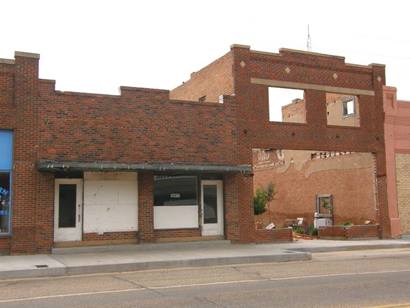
307 223 318 236
292 225 305 234
253 188 268 215
253 183 277 215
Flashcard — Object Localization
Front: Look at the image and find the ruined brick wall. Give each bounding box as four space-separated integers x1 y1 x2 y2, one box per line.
281 94 361 127
326 94 360 127
170 52 234 103
231 45 390 240
253 150 377 227
281 99 306 123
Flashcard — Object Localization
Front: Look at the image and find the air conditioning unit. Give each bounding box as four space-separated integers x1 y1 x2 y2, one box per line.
314 217 333 229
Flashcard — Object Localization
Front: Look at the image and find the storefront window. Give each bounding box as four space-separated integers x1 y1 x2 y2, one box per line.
0 130 13 235
154 175 197 206
0 173 11 233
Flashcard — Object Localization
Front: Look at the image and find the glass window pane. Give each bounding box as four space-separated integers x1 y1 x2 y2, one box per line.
0 173 10 233
154 176 197 206
203 185 217 224
59 184 77 228
0 131 13 170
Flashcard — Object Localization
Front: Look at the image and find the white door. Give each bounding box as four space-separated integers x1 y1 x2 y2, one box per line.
201 180 223 236
54 179 83 242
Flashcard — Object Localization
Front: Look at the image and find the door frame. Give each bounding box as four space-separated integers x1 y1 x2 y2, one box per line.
54 179 83 242
200 180 224 236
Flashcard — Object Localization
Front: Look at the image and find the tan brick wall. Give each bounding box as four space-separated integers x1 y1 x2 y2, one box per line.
396 153 410 234
170 52 234 103
253 150 377 227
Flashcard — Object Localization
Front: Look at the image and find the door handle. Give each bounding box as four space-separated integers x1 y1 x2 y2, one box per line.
78 214 80 223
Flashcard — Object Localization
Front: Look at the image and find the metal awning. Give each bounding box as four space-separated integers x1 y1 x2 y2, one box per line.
37 160 252 174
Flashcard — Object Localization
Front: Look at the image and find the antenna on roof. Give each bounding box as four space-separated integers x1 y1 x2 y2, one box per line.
307 24 312 51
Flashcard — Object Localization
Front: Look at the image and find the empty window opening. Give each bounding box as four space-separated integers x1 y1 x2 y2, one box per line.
269 88 306 123
327 93 360 127
343 98 355 116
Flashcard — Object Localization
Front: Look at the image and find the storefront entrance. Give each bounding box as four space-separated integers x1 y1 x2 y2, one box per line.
54 179 83 242
201 180 224 236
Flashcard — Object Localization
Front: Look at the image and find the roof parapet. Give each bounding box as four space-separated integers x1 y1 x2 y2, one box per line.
278 48 345 60
230 44 251 49
14 51 40 59
0 58 15 65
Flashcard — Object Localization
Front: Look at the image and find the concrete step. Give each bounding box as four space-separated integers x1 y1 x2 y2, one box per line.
52 240 232 255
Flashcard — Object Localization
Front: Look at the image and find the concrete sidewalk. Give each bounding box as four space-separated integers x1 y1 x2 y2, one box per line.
1 238 410 280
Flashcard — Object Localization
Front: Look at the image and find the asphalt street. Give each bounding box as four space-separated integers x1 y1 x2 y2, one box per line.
1 248 410 307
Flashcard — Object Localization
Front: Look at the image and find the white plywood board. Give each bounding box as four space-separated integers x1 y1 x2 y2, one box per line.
84 172 138 233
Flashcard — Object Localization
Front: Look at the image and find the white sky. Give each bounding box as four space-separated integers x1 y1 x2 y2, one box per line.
1 0 409 103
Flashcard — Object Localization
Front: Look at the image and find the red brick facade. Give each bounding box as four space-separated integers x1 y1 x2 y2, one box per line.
0 45 402 254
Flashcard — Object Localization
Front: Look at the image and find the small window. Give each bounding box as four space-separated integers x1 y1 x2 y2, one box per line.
154 175 198 206
342 98 355 116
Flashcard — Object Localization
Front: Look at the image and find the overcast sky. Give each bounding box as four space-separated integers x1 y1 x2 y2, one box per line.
1 0 409 103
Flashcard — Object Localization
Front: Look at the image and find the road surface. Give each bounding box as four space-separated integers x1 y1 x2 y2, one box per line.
1 248 410 307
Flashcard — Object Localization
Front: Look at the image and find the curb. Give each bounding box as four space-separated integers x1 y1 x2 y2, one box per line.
0 251 311 280
288 242 410 253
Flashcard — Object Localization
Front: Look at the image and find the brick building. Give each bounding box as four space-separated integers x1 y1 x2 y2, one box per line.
0 45 402 254
383 87 410 235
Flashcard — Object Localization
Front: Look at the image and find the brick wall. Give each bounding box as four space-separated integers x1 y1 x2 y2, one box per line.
170 52 234 102
231 45 390 240
254 228 293 243
318 224 379 239
82 231 138 242
383 87 410 237
154 228 201 240
396 153 410 234
138 172 154 242
38 89 237 166
253 150 377 227
0 238 10 254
